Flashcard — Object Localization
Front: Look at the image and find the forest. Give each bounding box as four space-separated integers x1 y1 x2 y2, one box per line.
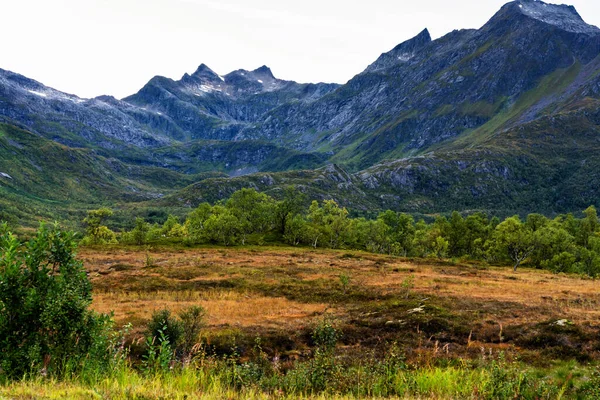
82 188 600 277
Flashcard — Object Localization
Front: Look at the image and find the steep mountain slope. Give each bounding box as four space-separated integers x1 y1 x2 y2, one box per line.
0 68 171 149
0 66 330 176
0 123 222 225
124 64 339 142
249 0 600 169
159 99 600 215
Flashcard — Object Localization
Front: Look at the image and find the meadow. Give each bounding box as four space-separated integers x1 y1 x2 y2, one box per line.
82 245 600 357
3 244 599 399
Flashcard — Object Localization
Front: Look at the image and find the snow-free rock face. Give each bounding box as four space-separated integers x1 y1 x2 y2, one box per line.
364 28 432 73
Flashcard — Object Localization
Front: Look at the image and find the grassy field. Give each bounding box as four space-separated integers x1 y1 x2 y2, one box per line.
2 245 599 399
82 246 600 361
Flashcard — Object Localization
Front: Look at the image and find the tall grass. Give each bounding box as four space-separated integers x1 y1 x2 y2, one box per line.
2 353 598 399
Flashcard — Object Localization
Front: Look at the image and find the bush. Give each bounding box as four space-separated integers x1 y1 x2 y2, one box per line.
0 223 113 379
146 307 206 357
179 306 206 355
308 320 341 392
146 309 184 353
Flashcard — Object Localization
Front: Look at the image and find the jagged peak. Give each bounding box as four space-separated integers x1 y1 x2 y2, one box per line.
391 28 431 52
190 63 222 80
253 65 275 79
364 28 432 73
490 0 600 35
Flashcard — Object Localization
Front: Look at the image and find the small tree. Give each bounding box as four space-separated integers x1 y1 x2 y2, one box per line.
82 208 116 245
579 206 599 248
184 203 212 244
274 186 306 235
160 215 185 239
379 211 415 256
204 205 240 246
491 216 536 271
306 200 351 249
226 188 275 245
132 217 150 245
284 214 308 246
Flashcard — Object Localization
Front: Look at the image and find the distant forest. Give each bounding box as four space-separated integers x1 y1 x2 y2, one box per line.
78 188 600 277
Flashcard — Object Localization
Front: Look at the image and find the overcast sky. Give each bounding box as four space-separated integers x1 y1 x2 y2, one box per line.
2 0 599 99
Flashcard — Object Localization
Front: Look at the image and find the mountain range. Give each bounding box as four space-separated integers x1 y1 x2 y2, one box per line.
2 0 600 225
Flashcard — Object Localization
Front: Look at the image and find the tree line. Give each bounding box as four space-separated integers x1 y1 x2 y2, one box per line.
82 187 600 277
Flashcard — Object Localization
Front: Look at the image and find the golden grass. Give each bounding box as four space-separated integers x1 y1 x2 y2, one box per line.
79 246 600 360
93 290 327 330
360 262 600 326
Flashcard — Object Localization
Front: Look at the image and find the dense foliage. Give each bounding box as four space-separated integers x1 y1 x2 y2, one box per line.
86 188 600 277
0 223 116 379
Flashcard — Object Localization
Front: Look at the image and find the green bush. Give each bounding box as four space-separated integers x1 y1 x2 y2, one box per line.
146 306 206 357
179 306 206 355
0 223 113 379
146 309 184 353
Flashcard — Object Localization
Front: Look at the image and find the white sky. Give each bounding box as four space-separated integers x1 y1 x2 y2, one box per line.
1 0 599 99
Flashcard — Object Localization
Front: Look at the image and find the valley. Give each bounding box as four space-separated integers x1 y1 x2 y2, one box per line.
2 0 600 398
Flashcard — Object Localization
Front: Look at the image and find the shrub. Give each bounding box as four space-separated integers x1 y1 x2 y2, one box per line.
146 309 184 353
0 223 113 379
309 320 341 392
312 319 340 351
179 306 206 355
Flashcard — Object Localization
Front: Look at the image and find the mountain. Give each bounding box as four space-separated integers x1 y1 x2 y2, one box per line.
246 0 600 167
155 101 600 216
123 64 339 142
0 122 226 226
0 68 171 149
0 65 330 177
1 0 600 224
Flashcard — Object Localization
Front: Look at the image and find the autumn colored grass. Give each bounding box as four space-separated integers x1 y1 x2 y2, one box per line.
1 244 599 399
79 245 600 364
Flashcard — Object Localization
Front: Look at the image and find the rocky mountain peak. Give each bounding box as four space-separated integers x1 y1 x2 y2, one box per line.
190 63 223 81
391 28 431 52
364 28 432 73
253 65 275 79
488 0 600 35
515 0 600 35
